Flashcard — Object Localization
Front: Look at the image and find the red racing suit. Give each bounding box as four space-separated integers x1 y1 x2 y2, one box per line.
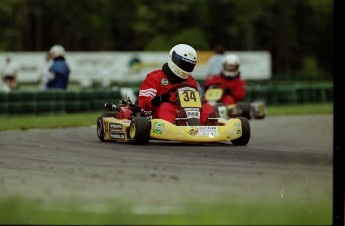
204 73 247 106
138 69 215 125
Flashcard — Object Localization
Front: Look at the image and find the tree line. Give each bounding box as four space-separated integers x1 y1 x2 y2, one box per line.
0 0 333 80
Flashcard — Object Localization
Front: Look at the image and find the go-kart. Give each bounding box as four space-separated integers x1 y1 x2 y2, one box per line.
204 86 267 120
97 83 250 145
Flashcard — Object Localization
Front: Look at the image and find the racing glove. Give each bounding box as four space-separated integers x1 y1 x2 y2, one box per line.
151 93 170 107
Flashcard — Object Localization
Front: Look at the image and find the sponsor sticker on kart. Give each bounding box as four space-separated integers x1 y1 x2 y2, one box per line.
153 122 164 134
188 127 199 136
186 109 200 118
235 122 241 134
189 126 218 136
109 123 122 130
110 132 125 139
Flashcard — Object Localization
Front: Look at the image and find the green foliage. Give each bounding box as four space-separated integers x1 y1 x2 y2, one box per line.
300 56 323 79
0 0 333 79
144 36 170 51
171 29 210 50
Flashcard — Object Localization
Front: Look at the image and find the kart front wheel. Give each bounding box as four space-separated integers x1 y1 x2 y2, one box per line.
231 117 250 146
129 117 151 145
97 112 116 142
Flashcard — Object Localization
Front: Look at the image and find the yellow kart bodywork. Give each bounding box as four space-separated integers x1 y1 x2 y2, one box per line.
100 116 245 143
150 118 243 142
102 117 132 142
97 86 250 145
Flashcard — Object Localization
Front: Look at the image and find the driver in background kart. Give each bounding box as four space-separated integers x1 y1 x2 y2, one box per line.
203 53 247 106
138 44 218 126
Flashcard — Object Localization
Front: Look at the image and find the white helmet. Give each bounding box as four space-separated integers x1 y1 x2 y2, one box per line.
222 54 240 77
49 45 66 59
167 44 197 80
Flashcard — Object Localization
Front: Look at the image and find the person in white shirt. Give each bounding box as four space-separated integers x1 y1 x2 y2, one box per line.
1 56 20 90
37 52 52 90
0 76 10 92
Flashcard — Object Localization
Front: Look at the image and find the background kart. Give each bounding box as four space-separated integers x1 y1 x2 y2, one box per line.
204 86 267 120
97 84 250 146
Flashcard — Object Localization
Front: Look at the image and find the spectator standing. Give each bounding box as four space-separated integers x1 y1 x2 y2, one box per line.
0 76 10 92
1 56 20 90
206 44 226 78
37 52 52 90
46 45 70 90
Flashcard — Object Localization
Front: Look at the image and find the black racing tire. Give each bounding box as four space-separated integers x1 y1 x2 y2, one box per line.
231 116 250 146
251 101 267 120
254 105 267 119
97 112 116 142
129 117 151 145
238 103 252 120
255 114 266 120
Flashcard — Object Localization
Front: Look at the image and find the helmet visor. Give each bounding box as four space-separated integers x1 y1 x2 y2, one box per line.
172 51 196 72
223 64 239 72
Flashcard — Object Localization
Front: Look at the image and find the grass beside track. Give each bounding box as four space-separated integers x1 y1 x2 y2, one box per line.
0 195 332 225
0 102 333 131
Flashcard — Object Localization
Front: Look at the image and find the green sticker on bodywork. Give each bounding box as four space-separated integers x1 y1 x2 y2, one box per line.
235 122 241 134
153 122 164 134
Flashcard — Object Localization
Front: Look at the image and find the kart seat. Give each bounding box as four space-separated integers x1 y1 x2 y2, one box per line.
175 109 188 126
205 112 219 126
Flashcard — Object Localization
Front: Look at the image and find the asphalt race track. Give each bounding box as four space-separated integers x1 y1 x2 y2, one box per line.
0 114 333 214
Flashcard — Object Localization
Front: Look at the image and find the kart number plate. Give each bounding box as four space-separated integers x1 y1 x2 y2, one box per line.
177 90 202 108
205 88 223 101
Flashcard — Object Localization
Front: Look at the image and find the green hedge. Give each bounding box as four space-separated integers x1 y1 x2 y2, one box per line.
0 89 122 115
243 83 333 105
0 83 332 115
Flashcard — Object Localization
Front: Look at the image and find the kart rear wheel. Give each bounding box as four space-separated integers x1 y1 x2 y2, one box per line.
231 116 250 146
130 117 151 145
97 112 116 142
237 103 252 120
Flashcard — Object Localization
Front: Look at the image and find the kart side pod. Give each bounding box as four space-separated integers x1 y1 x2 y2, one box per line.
149 117 250 145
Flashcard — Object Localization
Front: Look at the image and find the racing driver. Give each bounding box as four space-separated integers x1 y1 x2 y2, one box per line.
138 43 218 126
204 53 247 106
